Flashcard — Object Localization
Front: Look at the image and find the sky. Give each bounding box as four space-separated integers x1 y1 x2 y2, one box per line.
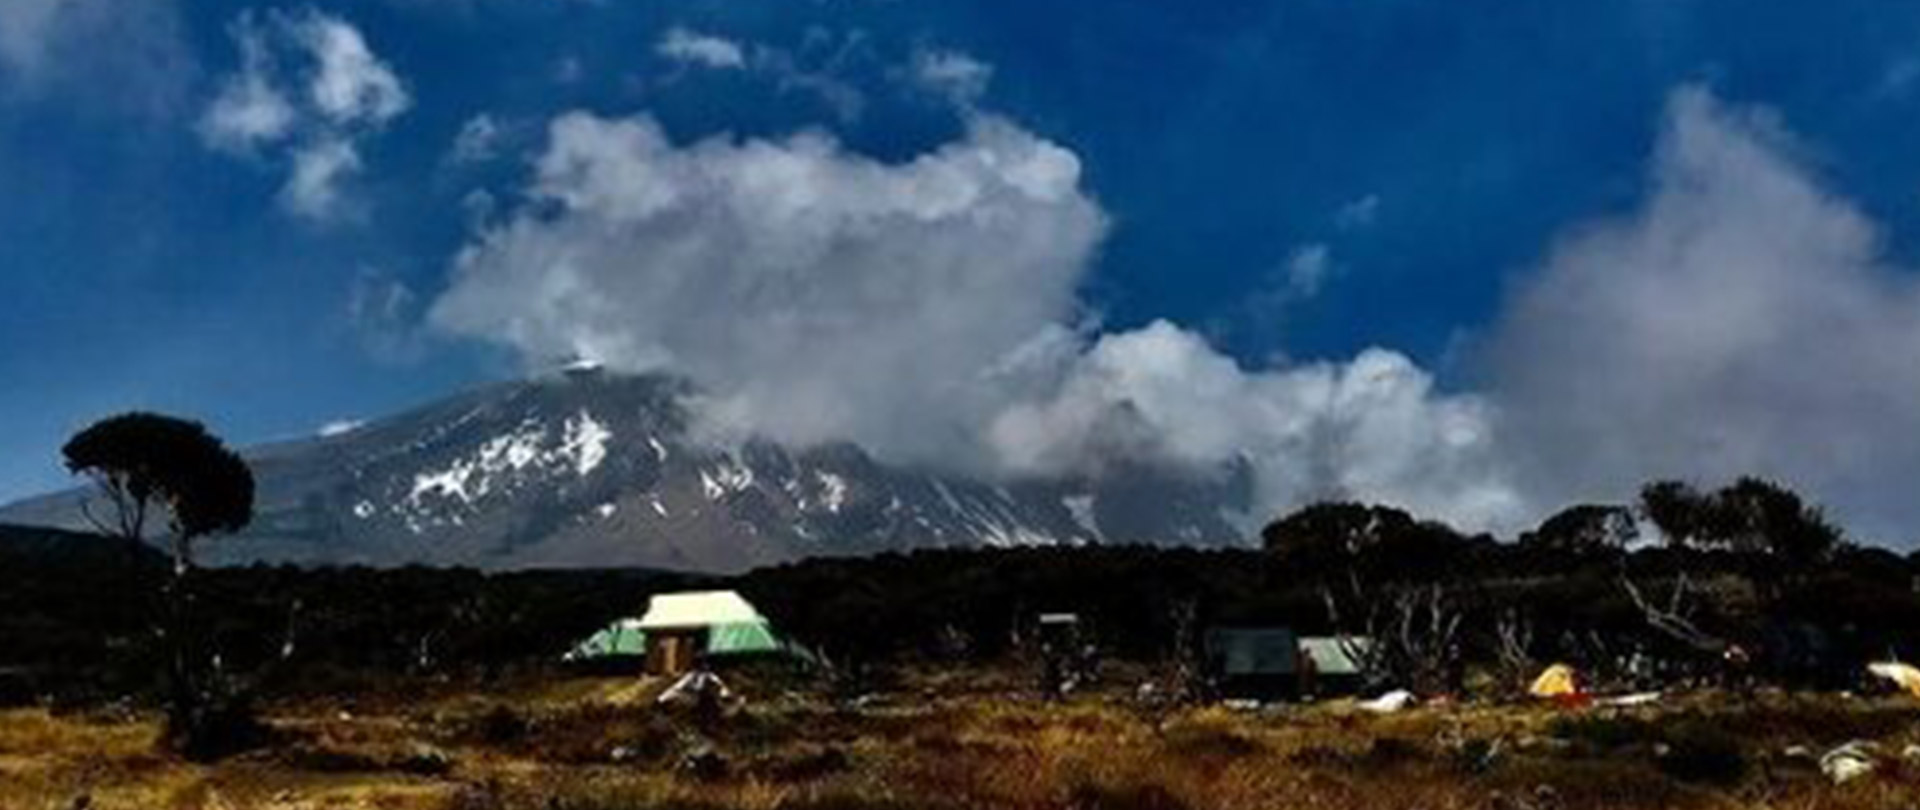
10 0 1920 545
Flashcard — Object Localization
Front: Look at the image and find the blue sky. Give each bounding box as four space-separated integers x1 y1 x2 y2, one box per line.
10 0 1920 542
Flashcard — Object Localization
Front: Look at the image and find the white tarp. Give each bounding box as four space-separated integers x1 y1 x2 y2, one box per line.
638 590 765 630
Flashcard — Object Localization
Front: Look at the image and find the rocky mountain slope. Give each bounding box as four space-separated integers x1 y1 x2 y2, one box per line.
0 368 1254 572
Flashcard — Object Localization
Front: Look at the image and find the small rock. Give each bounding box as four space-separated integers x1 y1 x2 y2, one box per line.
1819 741 1877 785
677 739 729 780
397 742 454 776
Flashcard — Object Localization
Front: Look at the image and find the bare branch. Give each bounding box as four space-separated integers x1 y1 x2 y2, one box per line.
1620 572 1727 654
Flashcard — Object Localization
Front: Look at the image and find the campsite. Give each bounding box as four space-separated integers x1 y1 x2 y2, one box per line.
14 4 1920 804
6 492 1920 809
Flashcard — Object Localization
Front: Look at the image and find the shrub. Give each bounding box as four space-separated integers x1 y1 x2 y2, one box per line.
1656 720 1747 785
1160 724 1263 762
1547 713 1656 752
469 704 528 746
1065 781 1190 810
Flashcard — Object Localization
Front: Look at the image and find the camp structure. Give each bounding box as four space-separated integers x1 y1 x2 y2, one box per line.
1298 636 1371 696
1203 627 1299 702
1529 662 1591 707
1868 661 1920 699
563 590 804 676
563 617 649 665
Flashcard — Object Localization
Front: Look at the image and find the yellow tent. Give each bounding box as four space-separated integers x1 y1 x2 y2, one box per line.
1529 663 1580 698
1868 661 1920 698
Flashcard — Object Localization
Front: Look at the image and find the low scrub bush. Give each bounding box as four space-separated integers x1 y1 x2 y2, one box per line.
1656 720 1747 786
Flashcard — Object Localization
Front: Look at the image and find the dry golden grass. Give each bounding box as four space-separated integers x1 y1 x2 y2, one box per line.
4 675 1919 810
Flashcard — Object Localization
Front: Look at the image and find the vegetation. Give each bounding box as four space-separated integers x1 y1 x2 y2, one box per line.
4 671 1920 809
6 465 1920 806
62 412 257 759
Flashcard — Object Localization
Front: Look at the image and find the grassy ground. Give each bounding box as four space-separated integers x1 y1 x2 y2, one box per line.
4 669 1919 810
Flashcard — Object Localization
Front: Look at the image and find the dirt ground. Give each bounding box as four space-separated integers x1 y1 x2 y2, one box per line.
4 671 1919 810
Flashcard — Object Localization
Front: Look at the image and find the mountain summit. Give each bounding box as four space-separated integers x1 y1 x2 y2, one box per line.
0 371 1253 572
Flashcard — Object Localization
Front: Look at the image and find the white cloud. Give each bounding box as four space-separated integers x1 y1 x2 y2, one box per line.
990 322 1522 532
1487 85 1920 541
294 13 410 125
201 73 295 151
197 10 409 222
281 138 362 220
756 47 865 124
197 21 293 152
434 110 1104 462
430 107 1527 534
656 27 746 70
1283 243 1333 299
911 48 992 105
449 113 502 164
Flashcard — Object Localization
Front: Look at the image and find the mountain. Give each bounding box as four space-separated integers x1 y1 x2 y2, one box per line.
0 368 1255 572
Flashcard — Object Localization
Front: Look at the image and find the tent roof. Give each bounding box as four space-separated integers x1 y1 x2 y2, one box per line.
563 617 647 660
639 590 765 630
1299 637 1370 676
1205 627 1298 675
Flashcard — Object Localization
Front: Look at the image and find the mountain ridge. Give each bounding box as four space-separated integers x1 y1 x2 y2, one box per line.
0 369 1255 572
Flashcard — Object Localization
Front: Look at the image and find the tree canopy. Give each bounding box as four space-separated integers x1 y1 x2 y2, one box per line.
63 412 254 556
1638 477 1841 563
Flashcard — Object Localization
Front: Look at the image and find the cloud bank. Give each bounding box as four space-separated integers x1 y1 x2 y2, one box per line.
430 102 1524 533
429 66 1920 543
1488 87 1920 542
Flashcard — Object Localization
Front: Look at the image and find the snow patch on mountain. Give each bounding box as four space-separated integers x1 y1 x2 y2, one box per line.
817 471 848 513
559 410 612 476
319 419 365 438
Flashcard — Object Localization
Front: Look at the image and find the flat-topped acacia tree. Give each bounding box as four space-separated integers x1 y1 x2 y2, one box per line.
63 412 253 572
62 412 255 758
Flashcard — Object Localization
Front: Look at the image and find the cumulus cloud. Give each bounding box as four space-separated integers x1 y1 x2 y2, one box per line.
656 27 747 70
281 138 362 220
1488 85 1920 541
295 14 409 126
991 322 1522 531
197 10 410 222
430 107 1528 533
433 111 1104 463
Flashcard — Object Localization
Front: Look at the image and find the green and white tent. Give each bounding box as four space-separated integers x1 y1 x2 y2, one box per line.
564 618 648 661
1299 637 1371 676
563 590 804 662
